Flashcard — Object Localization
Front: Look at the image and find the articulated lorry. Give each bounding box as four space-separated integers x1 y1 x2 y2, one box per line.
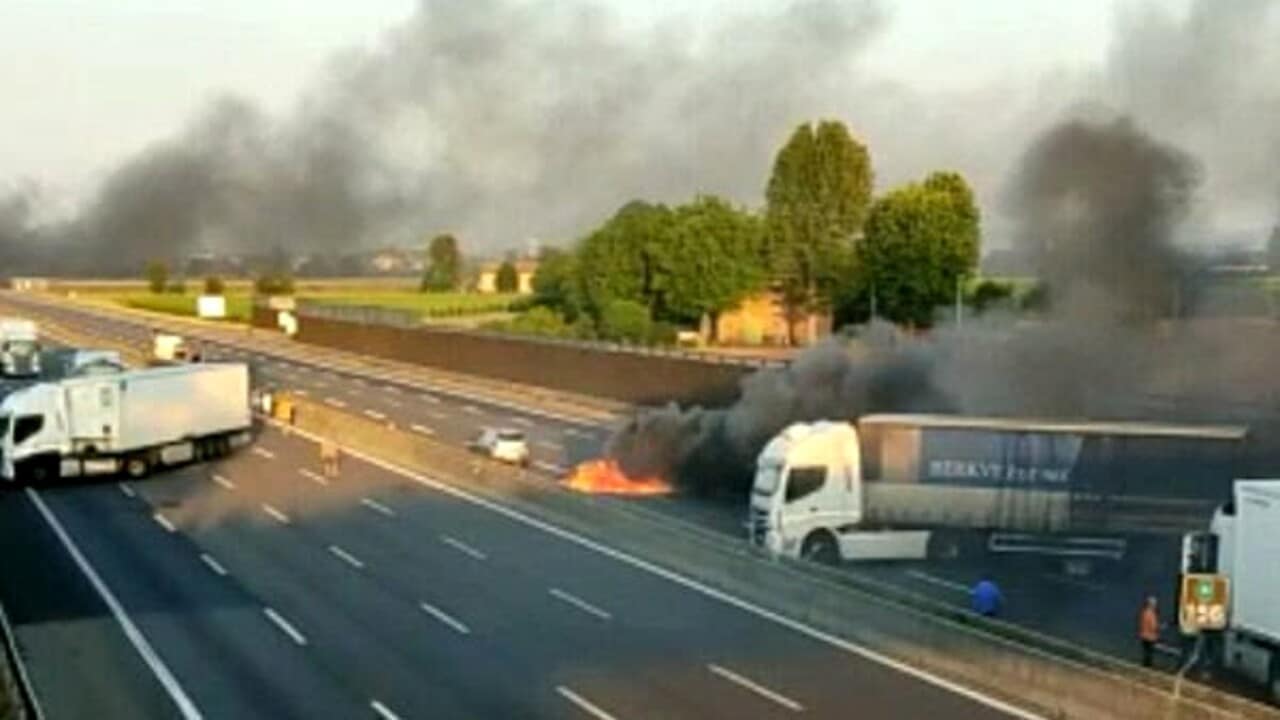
749 414 1247 563
1180 480 1280 702
0 318 41 378
0 363 251 483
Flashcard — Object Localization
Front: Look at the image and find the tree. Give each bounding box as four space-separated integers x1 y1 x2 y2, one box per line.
145 260 169 294
661 196 767 331
858 171 982 327
575 201 674 319
495 260 519 293
765 120 873 342
532 247 583 320
598 299 652 344
421 234 461 291
1269 225 1280 273
255 272 294 295
203 275 225 295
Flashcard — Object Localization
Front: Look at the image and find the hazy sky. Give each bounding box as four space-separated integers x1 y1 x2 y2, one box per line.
1 0 1118 199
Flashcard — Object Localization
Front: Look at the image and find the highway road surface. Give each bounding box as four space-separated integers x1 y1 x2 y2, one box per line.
0 416 1035 718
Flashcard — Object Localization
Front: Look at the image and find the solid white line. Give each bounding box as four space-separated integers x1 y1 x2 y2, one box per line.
263 607 307 646
364 409 387 421
325 397 347 408
440 535 486 561
419 602 471 635
119 482 136 498
262 503 291 524
534 461 566 475
905 570 969 594
549 588 612 620
512 417 533 426
329 545 365 570
370 700 403 720
212 474 236 490
708 664 804 712
251 446 276 459
299 468 329 486
556 686 618 720
25 488 204 720
410 423 435 436
200 553 228 576
361 497 396 517
153 513 177 533
276 430 1044 720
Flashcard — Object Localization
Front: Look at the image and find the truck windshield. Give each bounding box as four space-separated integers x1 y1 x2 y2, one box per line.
754 463 782 495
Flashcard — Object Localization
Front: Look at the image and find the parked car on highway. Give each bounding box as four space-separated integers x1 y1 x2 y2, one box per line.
468 427 530 467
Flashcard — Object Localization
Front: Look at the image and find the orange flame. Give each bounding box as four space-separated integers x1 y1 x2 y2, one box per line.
562 459 673 496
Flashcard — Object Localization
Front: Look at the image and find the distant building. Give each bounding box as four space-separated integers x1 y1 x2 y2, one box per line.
367 247 424 275
714 290 831 346
476 259 538 294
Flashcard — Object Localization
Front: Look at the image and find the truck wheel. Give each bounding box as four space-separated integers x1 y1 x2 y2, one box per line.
124 455 150 479
25 457 58 485
801 531 840 566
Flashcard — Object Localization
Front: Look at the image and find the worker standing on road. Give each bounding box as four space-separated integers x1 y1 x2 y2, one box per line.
1139 595 1161 668
320 439 341 479
970 575 1003 618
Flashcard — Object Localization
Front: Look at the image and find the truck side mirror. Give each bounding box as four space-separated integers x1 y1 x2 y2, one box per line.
1181 532 1218 574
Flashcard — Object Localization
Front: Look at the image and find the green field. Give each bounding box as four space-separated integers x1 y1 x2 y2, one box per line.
106 288 521 322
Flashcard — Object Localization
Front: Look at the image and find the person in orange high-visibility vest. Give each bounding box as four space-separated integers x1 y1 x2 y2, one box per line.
1138 595 1161 668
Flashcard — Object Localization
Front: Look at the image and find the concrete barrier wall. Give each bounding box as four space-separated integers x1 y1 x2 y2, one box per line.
291 313 751 406
281 392 1280 720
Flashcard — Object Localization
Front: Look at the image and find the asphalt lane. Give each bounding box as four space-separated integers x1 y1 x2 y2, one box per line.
1 416 1028 718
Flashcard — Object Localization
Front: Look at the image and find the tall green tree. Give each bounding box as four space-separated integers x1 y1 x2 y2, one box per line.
661 196 767 330
531 247 583 320
421 233 461 291
145 260 169 294
575 200 674 319
858 171 981 327
495 260 519 293
765 120 873 342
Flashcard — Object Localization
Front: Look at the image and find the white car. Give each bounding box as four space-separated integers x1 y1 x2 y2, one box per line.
469 427 530 466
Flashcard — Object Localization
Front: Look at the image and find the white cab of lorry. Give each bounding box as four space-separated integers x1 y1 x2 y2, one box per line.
1190 480 1280 701
0 363 251 483
748 421 929 563
0 318 41 378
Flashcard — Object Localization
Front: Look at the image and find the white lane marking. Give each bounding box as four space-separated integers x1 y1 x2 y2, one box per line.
328 545 365 570
200 553 228 576
511 417 533 426
293 389 309 397
119 482 136 498
299 468 329 486
420 393 441 404
212 474 236 490
708 664 804 712
251 447 276 459
537 441 563 452
410 423 435 436
549 588 612 621
364 409 388 421
360 497 396 517
26 488 204 720
263 607 307 646
534 461 566 475
556 686 618 720
419 602 471 635
262 504 291 525
440 535 486 561
383 385 399 394
153 513 177 533
279 430 1044 720
325 397 347 408
429 411 449 421
905 570 969 593
462 405 481 415
370 700 403 720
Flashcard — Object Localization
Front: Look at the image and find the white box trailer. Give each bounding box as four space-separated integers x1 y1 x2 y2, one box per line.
0 363 251 483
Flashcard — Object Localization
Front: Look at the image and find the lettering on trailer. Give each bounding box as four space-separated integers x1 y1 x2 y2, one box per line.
927 459 1072 485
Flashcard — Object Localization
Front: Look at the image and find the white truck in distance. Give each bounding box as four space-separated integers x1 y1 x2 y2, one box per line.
151 333 189 364
1185 480 1280 701
0 363 251 483
0 318 41 378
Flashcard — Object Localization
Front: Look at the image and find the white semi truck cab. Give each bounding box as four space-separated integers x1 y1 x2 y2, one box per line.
748 421 930 563
0 318 41 378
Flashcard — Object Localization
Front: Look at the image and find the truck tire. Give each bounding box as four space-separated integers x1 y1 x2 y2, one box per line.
124 455 150 479
21 456 59 486
801 530 840 566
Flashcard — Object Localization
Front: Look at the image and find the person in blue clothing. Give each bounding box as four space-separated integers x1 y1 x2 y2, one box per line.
971 575 1004 618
